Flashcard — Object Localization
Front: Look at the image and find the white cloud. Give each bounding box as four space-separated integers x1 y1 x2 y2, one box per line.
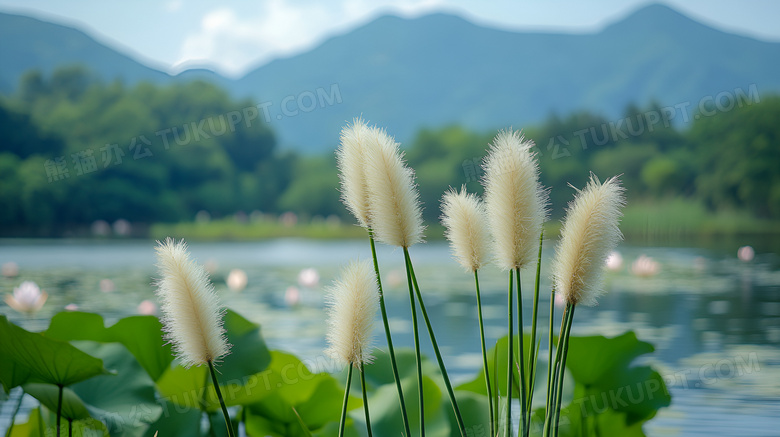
175 1 331 76
165 0 183 13
174 0 451 77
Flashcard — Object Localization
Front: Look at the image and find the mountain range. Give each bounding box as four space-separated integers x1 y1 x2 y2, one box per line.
2 4 779 152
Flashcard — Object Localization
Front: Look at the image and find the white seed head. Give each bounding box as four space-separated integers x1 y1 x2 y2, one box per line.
336 118 373 228
441 187 489 272
552 175 626 306
325 259 380 367
364 126 424 247
482 129 548 270
154 238 230 367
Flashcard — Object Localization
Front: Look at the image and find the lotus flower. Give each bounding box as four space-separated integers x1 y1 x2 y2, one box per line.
285 286 301 306
2 262 19 278
738 246 755 262
297 268 320 288
605 251 624 271
5 281 48 313
631 255 660 277
226 269 248 292
138 299 157 315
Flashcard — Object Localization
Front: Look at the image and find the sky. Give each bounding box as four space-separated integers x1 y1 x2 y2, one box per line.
1 0 779 78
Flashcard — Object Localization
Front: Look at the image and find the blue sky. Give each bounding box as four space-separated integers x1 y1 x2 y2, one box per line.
1 0 778 77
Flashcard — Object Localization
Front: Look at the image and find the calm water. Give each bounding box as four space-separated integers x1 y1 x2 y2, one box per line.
1 238 779 436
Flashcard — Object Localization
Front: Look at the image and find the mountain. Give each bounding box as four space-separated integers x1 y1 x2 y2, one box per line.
2 4 780 152
0 12 174 93
235 4 780 151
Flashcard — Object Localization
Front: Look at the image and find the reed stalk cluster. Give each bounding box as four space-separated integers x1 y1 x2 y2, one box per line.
334 120 625 437
150 119 625 437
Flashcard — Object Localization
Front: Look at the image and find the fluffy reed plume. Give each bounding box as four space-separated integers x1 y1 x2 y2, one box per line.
336 118 373 228
325 259 380 367
154 238 230 368
441 187 489 272
364 127 424 248
552 174 625 306
482 129 547 270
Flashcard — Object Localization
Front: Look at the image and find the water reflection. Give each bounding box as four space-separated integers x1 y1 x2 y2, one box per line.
1 238 779 434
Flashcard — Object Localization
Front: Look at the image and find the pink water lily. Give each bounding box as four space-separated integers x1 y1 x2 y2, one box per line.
4 281 48 313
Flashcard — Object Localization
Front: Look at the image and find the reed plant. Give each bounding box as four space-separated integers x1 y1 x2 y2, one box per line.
361 122 467 437
336 119 412 436
333 120 625 436
154 238 234 437
482 129 547 437
324 260 380 437
544 175 625 437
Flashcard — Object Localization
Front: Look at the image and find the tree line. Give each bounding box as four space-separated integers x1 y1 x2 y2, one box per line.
1 66 778 236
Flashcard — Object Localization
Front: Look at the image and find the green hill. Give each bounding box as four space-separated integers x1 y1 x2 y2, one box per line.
2 4 779 152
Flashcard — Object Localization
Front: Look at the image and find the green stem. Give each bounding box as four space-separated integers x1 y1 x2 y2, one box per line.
507 269 514 437
403 247 425 437
206 416 217 437
552 304 576 437
526 231 544 434
516 267 528 437
208 360 236 437
543 303 569 437
4 387 23 437
241 406 247 436
67 419 72 437
545 288 556 405
493 346 500 435
35 406 43 437
56 385 63 437
368 230 411 437
475 270 495 437
405 248 466 437
360 367 373 437
338 365 354 437
201 370 217 437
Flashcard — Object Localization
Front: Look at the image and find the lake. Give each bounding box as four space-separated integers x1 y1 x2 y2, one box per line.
1 237 779 436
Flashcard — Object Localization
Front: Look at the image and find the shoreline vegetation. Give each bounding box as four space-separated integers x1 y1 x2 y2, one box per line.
2 68 779 241
1 199 776 242
146 198 780 242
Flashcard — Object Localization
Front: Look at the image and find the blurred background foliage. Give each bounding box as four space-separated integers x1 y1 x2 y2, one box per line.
1 66 779 237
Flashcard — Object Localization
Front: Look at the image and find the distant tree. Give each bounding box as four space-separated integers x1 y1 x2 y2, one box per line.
49 65 94 101
0 104 66 158
1 67 289 234
690 96 780 218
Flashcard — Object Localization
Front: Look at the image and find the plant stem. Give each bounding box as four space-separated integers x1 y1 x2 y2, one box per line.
206 416 217 437
543 303 568 437
241 406 247 437
506 269 514 437
4 387 23 437
526 231 544 434
360 366 373 437
493 346 500 435
368 229 411 437
405 248 466 437
515 267 528 437
67 419 72 437
36 406 43 437
200 370 217 437
545 288 555 405
403 246 425 437
474 269 495 437
208 360 236 437
56 384 63 437
338 365 354 437
552 304 576 437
